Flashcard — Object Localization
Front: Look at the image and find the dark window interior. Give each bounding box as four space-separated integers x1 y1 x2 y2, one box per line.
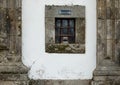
55 18 75 43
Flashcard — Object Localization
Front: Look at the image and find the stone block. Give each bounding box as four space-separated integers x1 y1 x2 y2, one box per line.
29 80 90 85
46 44 85 53
97 19 106 40
106 0 115 19
115 40 120 65
97 39 107 64
106 40 114 60
0 81 29 85
92 81 113 85
0 74 28 81
115 21 120 40
45 5 85 18
107 20 115 39
92 76 120 85
0 63 28 74
76 18 85 44
97 0 106 19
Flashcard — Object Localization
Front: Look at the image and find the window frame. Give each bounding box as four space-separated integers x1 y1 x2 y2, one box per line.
55 18 76 44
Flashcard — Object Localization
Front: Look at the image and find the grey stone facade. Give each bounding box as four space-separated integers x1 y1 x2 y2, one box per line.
92 0 120 85
45 5 85 53
0 0 120 85
0 0 29 85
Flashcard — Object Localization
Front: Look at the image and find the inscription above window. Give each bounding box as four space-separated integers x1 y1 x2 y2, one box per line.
59 10 71 15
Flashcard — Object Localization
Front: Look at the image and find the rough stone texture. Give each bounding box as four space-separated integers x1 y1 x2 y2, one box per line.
45 5 85 18
29 80 91 85
1 0 120 85
0 81 29 85
46 44 85 53
76 18 85 44
45 5 85 53
0 0 29 85
92 0 120 85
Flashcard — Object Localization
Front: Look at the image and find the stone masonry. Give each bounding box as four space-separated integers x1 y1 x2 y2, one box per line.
0 0 120 85
92 0 120 85
0 0 29 85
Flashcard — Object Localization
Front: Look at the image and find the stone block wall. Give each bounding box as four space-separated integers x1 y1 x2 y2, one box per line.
29 80 91 85
0 0 29 85
92 0 120 85
0 0 120 85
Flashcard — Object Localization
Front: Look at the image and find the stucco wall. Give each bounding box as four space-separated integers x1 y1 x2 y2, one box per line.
22 0 96 79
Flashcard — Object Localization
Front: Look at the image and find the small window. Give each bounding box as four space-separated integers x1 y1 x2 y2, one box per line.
55 18 75 44
45 5 85 53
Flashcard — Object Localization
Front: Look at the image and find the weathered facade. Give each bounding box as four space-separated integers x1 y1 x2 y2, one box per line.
0 0 120 85
45 5 85 53
92 0 120 85
0 0 29 85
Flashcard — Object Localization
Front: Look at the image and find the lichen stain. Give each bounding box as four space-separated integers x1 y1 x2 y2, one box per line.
36 69 45 78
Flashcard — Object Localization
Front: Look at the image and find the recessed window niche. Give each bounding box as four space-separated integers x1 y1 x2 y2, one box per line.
45 5 86 53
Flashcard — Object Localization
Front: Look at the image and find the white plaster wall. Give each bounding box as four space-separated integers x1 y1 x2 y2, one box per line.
22 0 96 79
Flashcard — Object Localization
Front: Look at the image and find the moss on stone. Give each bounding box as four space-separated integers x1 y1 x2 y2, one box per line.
46 44 85 53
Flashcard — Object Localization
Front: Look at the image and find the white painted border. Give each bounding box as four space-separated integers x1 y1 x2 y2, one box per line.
22 0 96 79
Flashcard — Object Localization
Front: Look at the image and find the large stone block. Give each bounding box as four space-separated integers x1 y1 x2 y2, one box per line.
29 80 90 85
106 40 114 60
106 0 115 19
97 19 106 40
115 21 120 40
97 0 106 19
0 81 29 85
76 18 85 44
107 20 115 39
92 76 120 85
97 39 107 64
